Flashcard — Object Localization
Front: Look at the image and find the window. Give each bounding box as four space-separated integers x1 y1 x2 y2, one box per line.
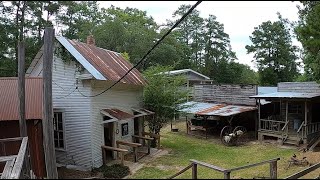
121 123 129 136
53 112 65 150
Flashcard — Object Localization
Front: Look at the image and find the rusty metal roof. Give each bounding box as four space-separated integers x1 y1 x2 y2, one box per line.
0 77 43 121
101 108 135 121
179 101 257 117
56 36 147 86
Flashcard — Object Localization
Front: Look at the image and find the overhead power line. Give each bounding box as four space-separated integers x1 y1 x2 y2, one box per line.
78 1 202 98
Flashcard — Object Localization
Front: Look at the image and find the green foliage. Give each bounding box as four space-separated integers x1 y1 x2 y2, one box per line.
121 52 130 62
296 2 320 81
95 164 130 179
246 13 299 86
143 65 189 135
0 1 257 86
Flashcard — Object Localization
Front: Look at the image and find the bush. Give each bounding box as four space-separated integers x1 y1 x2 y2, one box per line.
100 164 130 179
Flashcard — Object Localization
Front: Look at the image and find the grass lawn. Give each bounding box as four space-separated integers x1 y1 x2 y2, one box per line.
130 121 320 179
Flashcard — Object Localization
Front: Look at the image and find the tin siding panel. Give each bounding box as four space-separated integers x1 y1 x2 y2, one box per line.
90 82 143 168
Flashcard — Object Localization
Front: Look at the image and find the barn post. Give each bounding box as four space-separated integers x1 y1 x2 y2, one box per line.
304 100 308 143
42 27 58 179
18 41 31 178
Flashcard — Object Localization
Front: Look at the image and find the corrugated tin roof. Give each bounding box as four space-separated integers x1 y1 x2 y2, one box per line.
258 87 278 105
56 36 147 86
179 101 257 117
0 77 43 121
250 92 320 99
258 87 277 95
102 108 135 121
162 69 210 80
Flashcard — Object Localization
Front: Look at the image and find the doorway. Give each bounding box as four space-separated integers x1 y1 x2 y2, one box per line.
103 121 114 160
134 112 140 136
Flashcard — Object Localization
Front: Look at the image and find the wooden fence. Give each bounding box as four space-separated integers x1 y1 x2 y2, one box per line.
168 158 280 179
0 137 32 179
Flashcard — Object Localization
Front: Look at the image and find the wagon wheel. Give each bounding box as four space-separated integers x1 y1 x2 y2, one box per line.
233 126 247 145
220 126 233 146
233 126 247 135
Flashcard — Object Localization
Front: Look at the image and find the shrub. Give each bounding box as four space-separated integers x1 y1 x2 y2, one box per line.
101 164 130 179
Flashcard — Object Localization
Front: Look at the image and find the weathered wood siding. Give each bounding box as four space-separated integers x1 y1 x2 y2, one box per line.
194 84 257 106
278 82 320 93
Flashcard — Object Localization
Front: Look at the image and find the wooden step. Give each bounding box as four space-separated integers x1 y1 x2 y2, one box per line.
283 138 301 146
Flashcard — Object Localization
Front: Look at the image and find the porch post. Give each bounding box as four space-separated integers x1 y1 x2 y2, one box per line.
258 99 261 130
187 80 190 102
286 101 288 135
304 100 308 142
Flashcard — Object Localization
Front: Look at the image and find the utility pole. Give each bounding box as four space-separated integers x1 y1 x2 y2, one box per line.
18 42 27 137
42 27 58 179
18 41 31 178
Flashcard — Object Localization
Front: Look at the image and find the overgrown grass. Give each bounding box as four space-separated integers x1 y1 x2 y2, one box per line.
130 121 319 179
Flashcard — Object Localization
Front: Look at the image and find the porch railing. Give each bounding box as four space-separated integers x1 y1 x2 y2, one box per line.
296 121 305 140
260 119 287 133
307 122 320 135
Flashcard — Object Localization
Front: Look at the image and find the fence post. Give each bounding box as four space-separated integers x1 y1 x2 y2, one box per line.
192 163 197 179
224 171 231 179
270 161 277 179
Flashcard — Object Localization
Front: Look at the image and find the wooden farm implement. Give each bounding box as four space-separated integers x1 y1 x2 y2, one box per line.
220 126 247 146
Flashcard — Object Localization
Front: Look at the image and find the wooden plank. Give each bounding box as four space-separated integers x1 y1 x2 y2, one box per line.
309 137 320 151
228 158 280 172
132 135 153 141
9 137 28 179
224 172 231 179
1 159 15 179
192 163 197 179
42 27 58 179
0 137 23 143
116 140 142 147
167 164 193 179
270 161 278 179
101 145 128 152
285 162 320 179
0 156 17 163
142 132 160 138
18 42 27 137
18 42 31 179
190 159 227 172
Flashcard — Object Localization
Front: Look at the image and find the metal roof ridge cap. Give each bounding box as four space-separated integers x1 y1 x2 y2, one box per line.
56 36 107 80
187 69 210 80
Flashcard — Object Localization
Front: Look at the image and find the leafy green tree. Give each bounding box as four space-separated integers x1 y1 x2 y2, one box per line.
246 13 299 86
295 2 320 81
143 65 189 138
202 14 237 81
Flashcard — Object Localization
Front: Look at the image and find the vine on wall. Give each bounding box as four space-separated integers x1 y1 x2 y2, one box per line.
54 42 86 73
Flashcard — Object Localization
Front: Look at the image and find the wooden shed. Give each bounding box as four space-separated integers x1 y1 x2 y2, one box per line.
0 77 45 178
251 82 320 148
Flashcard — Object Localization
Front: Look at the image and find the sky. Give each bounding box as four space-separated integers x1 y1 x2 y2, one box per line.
98 1 303 71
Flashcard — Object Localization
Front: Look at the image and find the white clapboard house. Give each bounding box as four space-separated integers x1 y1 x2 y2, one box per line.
26 35 153 170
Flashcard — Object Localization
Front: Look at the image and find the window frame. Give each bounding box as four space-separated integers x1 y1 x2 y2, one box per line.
53 110 66 151
121 122 129 137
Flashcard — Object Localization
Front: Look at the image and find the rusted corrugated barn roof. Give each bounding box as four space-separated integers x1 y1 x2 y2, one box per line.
0 77 43 121
56 36 147 86
179 101 257 117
